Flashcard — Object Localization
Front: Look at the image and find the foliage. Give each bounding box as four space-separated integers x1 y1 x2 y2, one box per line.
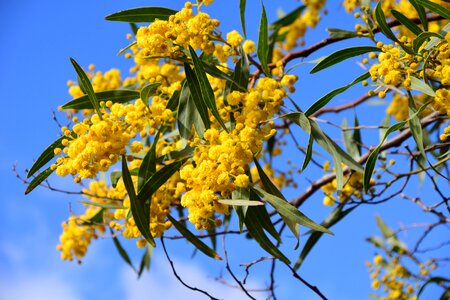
23 0 450 299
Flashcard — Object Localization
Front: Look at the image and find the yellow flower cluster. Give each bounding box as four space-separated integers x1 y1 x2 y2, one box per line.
321 161 374 206
369 43 416 89
367 254 418 300
110 165 182 242
279 0 327 50
57 206 105 262
179 78 286 229
68 67 123 99
135 2 219 59
386 94 431 122
428 33 450 85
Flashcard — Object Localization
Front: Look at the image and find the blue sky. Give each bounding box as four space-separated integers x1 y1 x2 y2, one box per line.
1 1 449 299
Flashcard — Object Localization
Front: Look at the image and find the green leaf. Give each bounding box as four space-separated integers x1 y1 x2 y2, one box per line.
118 41 137 56
62 90 140 110
218 199 264 206
184 63 211 130
167 214 222 260
232 187 249 233
254 159 299 244
410 0 428 31
375 1 400 43
327 28 364 39
410 76 436 97
78 200 125 210
240 0 247 38
138 245 153 278
140 83 161 105
105 7 177 23
305 72 370 116
302 134 314 171
417 0 450 20
177 83 205 145
111 228 137 272
363 121 405 193
110 171 122 188
257 2 271 76
70 58 103 118
188 46 228 131
366 236 385 249
230 47 249 92
413 31 444 53
250 185 333 234
310 46 380 74
407 91 426 161
343 118 360 160
138 160 183 202
424 23 450 51
121 156 156 247
440 287 450 300
138 128 160 191
166 90 180 111
245 207 291 264
294 205 357 270
25 167 53 195
271 5 306 29
27 135 66 178
86 208 104 224
353 113 362 156
375 215 395 239
158 145 194 163
284 113 364 173
391 9 423 36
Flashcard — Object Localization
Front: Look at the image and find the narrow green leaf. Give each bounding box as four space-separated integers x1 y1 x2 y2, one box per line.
410 76 436 97
305 72 370 116
188 47 227 131
327 28 365 39
111 228 137 272
343 118 360 160
254 159 300 243
407 91 426 161
121 156 156 247
424 23 450 50
284 112 364 172
391 10 423 36
140 83 161 105
218 199 264 206
257 3 271 76
353 113 362 156
158 146 194 163
375 215 395 239
294 205 357 270
78 200 125 210
86 208 104 224
413 31 444 52
417 0 450 20
166 90 180 111
366 236 385 249
184 63 211 130
130 23 139 36
231 47 250 92
62 90 140 110
271 6 306 29
27 135 66 178
240 0 247 38
118 41 137 56
410 0 428 31
138 160 183 202
25 167 53 195
105 7 177 23
177 83 205 145
245 208 291 264
302 134 314 171
167 214 222 260
70 58 103 118
248 189 282 242
138 245 153 278
250 185 333 234
138 128 161 192
110 171 122 188
232 187 249 233
310 46 380 74
375 1 400 43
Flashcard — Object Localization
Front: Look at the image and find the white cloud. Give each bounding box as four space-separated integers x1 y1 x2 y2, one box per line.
0 275 82 300
121 255 265 300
